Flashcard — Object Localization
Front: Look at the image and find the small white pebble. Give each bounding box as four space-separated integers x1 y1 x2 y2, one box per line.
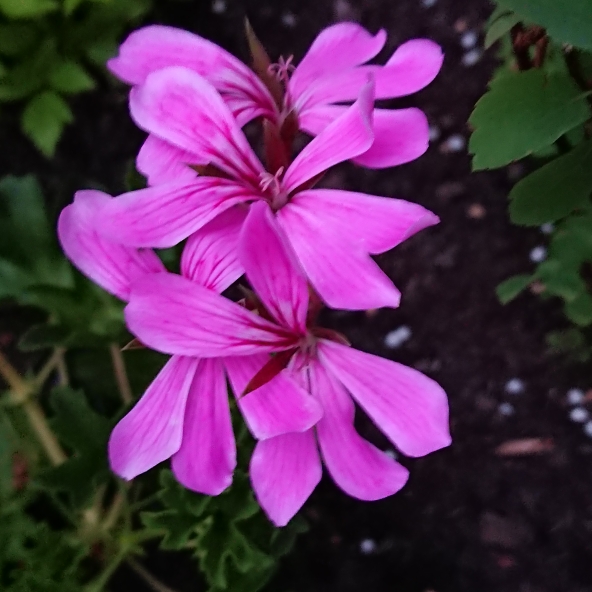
429 125 441 142
281 11 297 27
567 388 585 405
461 48 483 67
384 449 397 460
498 402 515 417
529 246 547 263
359 539 377 554
569 407 589 423
583 421 592 438
211 0 226 13
421 0 437 7
384 326 412 349
460 30 478 49
540 222 555 235
505 378 525 395
443 134 466 152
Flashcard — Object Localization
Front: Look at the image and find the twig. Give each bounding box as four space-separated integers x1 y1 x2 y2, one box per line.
109 343 133 405
126 558 179 592
34 347 65 388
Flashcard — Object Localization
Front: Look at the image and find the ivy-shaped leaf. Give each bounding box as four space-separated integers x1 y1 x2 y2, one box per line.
469 69 591 170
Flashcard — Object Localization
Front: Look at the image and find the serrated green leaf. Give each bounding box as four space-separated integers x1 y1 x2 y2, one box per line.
535 259 585 300
0 0 58 18
485 12 521 48
49 60 95 94
497 0 592 50
469 70 591 170
21 91 73 157
509 139 592 225
565 291 592 325
496 273 533 303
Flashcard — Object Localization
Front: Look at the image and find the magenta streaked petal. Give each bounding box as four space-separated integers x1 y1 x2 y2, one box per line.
277 201 401 310
129 67 264 184
181 206 247 292
97 179 254 249
137 135 198 186
290 23 386 97
108 25 275 124
171 358 236 495
108 355 198 479
318 341 451 457
282 80 375 193
284 189 439 255
309 358 409 500
125 273 294 357
224 355 323 440
250 430 322 527
58 190 164 301
240 202 309 332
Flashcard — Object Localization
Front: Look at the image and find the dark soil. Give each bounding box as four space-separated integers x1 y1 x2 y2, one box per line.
2 0 592 591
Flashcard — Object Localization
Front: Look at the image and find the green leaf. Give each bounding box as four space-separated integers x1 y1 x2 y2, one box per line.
49 60 95 94
63 0 85 15
0 0 58 18
39 387 111 505
535 259 585 300
565 291 592 325
0 24 39 57
496 273 533 303
485 12 521 48
550 213 592 266
546 328 590 360
469 69 591 170
509 139 592 225
18 324 71 351
497 0 592 50
21 91 73 157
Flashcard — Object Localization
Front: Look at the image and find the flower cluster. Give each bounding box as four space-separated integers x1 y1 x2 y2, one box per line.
58 22 450 526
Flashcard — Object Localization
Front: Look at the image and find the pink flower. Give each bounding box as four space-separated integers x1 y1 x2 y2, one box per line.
108 22 443 168
125 202 450 526
58 191 322 495
97 73 439 310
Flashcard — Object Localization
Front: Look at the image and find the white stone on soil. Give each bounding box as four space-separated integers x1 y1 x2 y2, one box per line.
569 407 589 423
281 11 297 27
498 402 515 416
462 49 483 67
384 326 412 349
429 125 441 142
211 0 226 13
505 378 525 395
444 134 466 152
540 222 555 235
421 0 437 7
360 539 377 554
567 388 585 406
460 30 478 49
583 420 592 438
529 246 547 263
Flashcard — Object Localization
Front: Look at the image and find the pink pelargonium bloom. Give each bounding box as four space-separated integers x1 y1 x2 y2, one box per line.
58 191 322 495
108 22 443 169
125 202 451 526
97 72 439 310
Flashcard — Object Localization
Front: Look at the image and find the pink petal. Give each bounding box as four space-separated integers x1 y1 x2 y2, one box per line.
137 135 198 186
309 358 409 499
283 189 438 255
130 67 264 185
224 355 323 440
301 106 430 169
125 273 295 357
58 190 164 301
181 206 247 292
318 341 451 457
97 178 254 249
250 431 322 527
290 23 386 97
171 358 235 495
108 25 275 125
276 200 401 310
378 39 444 97
108 355 198 479
282 80 375 193
240 202 309 332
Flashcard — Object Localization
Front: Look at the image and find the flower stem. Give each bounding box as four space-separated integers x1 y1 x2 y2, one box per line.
109 343 133 405
126 558 179 592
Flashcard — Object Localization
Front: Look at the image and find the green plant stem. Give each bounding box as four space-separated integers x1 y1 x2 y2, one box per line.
0 350 67 465
34 347 66 387
109 343 133 405
126 558 179 592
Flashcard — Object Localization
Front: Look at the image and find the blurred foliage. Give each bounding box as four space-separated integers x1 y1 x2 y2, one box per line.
471 0 592 351
0 176 304 590
0 0 152 156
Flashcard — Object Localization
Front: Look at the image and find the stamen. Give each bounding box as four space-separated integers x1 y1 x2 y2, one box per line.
258 166 284 195
267 55 295 83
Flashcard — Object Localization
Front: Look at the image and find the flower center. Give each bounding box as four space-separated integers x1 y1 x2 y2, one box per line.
258 167 288 210
267 55 295 84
